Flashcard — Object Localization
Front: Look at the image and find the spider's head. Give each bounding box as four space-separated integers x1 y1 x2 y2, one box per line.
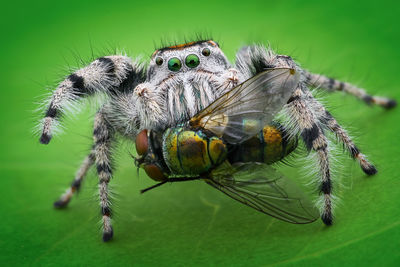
147 40 231 85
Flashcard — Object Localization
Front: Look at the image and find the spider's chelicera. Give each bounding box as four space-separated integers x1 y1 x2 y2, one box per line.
38 40 396 242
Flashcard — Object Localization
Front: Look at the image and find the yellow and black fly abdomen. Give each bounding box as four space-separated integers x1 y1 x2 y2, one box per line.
228 122 297 165
159 122 296 178
162 127 227 176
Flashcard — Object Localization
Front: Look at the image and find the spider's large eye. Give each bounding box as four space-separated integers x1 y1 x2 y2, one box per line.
168 57 182 72
202 48 211 56
155 57 163 66
185 54 200 68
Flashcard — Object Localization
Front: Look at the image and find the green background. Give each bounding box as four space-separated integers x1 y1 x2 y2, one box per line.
1 0 399 266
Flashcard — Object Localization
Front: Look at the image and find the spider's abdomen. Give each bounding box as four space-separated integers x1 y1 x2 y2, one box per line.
228 123 297 165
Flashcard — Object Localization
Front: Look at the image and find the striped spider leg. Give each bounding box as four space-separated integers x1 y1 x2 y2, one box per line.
235 45 394 224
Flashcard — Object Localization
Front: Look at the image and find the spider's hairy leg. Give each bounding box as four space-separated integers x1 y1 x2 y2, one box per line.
93 110 115 242
234 44 279 80
286 87 334 225
304 71 397 109
53 150 95 208
39 56 145 144
310 96 377 175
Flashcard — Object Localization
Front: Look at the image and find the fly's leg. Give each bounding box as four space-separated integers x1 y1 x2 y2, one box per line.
286 87 334 225
304 71 397 109
53 150 95 208
93 109 115 242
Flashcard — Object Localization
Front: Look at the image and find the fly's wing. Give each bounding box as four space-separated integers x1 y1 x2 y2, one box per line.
206 162 319 224
189 68 299 144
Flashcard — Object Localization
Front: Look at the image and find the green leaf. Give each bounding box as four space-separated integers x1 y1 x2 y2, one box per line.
1 0 399 266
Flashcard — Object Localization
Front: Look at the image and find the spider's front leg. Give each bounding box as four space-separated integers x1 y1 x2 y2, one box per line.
39 55 145 144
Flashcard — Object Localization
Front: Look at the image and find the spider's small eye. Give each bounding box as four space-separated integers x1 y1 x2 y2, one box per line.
168 57 182 72
202 48 211 56
155 57 163 66
185 54 200 68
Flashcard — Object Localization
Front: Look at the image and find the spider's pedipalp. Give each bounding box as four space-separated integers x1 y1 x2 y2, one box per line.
304 71 397 109
39 56 145 144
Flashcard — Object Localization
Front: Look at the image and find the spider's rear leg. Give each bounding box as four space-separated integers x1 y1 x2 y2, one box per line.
287 87 334 225
310 97 377 175
53 151 95 208
305 71 397 109
93 110 115 242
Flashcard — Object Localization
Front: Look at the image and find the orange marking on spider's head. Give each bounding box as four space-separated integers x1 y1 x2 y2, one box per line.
151 50 158 58
167 41 197 49
154 40 218 56
207 40 218 47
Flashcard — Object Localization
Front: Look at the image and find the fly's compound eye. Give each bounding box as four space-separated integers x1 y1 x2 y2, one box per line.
144 164 166 182
202 48 211 56
155 57 163 66
185 54 200 68
168 57 182 71
135 130 148 156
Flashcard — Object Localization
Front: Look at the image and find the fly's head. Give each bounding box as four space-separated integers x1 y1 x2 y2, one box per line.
134 129 168 182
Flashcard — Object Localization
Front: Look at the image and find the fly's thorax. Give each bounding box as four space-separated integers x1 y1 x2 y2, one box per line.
162 127 227 176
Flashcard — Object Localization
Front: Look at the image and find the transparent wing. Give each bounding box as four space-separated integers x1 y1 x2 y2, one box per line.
190 68 300 144
206 162 319 224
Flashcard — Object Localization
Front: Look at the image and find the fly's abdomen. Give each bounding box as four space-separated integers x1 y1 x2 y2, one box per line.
229 123 297 164
162 128 227 176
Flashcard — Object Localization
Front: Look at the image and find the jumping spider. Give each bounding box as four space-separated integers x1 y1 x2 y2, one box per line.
38 40 396 241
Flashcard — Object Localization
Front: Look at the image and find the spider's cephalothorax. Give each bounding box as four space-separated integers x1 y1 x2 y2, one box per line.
132 40 241 129
38 39 396 242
